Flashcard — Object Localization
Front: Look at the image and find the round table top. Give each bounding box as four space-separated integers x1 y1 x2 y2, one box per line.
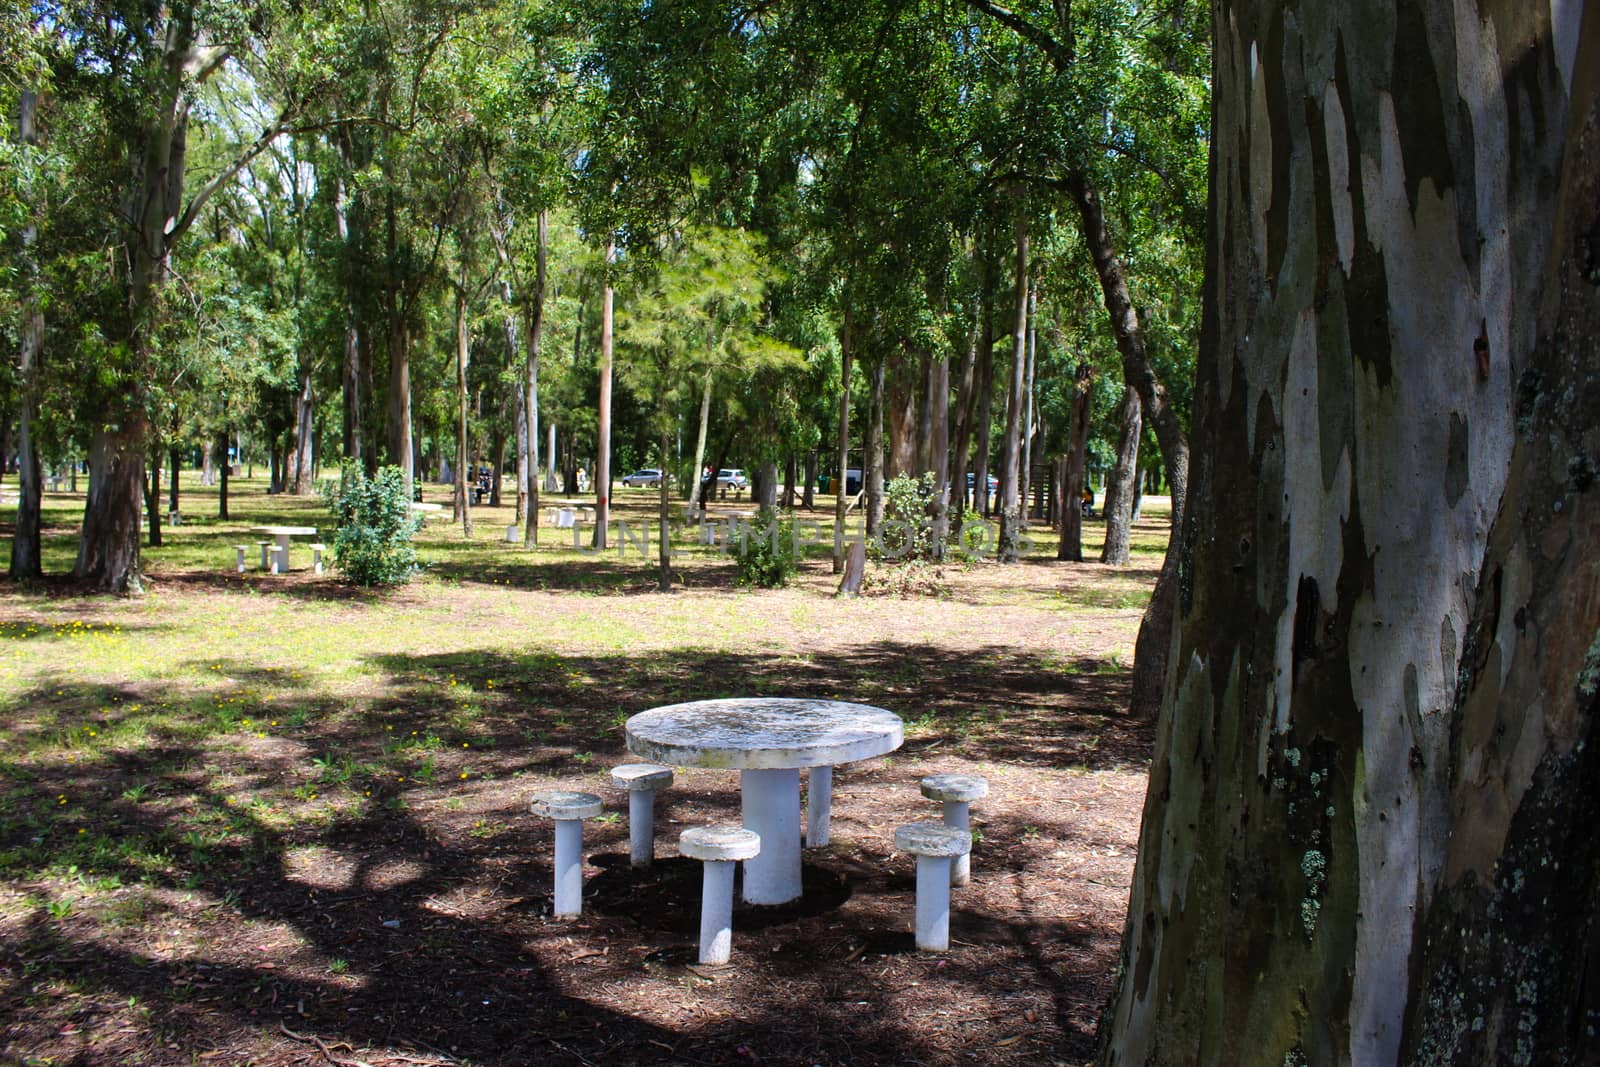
251 525 318 536
626 697 904 770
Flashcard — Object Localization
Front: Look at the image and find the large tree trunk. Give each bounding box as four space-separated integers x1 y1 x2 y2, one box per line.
998 208 1029 562
216 431 230 520
1098 2 1580 1062
10 89 43 580
832 308 855 571
1056 363 1091 562
75 422 147 593
1404 66 1600 1063
885 350 918 479
930 353 951 557
1100 385 1141 564
657 426 672 592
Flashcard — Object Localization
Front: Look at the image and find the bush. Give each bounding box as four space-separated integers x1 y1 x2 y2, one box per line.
873 472 938 561
731 510 799 588
323 463 423 586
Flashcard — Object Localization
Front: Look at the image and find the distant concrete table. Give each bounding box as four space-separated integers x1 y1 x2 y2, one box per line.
249 525 318 573
625 697 904 905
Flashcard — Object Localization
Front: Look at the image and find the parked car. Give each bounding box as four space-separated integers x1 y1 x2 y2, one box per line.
966 471 999 496
715 468 749 490
621 468 667 488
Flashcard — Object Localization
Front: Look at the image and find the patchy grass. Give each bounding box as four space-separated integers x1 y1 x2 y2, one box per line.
0 473 1165 1066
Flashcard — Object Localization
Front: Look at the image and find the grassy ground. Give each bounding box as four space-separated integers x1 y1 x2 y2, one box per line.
0 473 1169 1067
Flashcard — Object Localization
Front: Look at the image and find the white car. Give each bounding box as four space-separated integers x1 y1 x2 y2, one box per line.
715 468 749 490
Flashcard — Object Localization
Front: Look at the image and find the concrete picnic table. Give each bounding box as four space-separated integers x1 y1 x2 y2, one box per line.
625 697 904 905
249 525 318 572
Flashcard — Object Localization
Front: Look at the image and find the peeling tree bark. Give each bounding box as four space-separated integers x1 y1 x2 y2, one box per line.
1099 1 1584 1063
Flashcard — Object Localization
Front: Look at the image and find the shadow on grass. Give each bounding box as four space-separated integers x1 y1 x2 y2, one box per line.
0 637 1147 1065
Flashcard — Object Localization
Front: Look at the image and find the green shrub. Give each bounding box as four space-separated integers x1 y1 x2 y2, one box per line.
731 510 798 588
323 463 423 586
874 472 938 561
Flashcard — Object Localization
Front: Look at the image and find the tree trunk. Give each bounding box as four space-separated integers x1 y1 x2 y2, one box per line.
168 446 181 514
1404 70 1600 1063
517 208 547 547
291 358 315 494
930 353 951 558
593 245 614 549
1097 3 1582 1062
864 356 886 535
782 453 797 509
1100 385 1142 565
217 431 230 520
9 89 43 579
756 461 779 511
1057 363 1091 562
75 421 147 593
832 308 854 572
973 309 995 518
686 370 714 516
998 208 1029 562
949 296 980 519
885 351 918 480
915 350 934 476
657 425 672 591
454 289 473 537
1020 282 1037 512
145 444 163 548
802 450 817 510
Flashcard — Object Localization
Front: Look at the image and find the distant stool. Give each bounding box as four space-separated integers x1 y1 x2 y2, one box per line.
895 822 971 952
233 545 249 573
309 543 327 575
506 523 521 544
920 774 988 886
270 544 289 574
610 763 674 868
530 790 603 917
679 826 761 964
256 541 272 570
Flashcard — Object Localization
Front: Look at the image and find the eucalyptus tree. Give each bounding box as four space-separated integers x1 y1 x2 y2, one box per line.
617 223 796 588
1099 2 1595 1062
23 1 344 591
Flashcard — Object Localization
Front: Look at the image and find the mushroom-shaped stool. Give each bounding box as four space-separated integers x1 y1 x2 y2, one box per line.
679 826 761 964
530 790 604 917
919 774 988 886
610 763 674 868
895 821 971 951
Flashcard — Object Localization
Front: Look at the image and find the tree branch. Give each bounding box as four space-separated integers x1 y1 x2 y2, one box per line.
962 0 1074 71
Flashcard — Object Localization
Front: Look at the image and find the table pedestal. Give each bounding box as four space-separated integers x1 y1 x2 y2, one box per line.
740 768 801 904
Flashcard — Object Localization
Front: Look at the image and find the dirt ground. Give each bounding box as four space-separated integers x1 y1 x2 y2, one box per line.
0 519 1157 1067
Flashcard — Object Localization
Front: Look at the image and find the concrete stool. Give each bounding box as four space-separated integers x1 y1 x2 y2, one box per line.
530 790 603 917
270 544 289 575
610 763 674 868
233 545 249 573
309 543 327 574
679 826 761 965
506 523 522 544
895 821 971 951
256 541 272 570
920 773 988 886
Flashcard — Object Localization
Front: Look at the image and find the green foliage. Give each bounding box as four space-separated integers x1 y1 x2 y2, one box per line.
324 464 423 586
874 473 938 562
731 511 799 589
